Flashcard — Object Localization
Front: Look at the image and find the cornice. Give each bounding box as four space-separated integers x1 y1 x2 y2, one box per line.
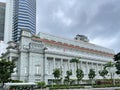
46 51 109 63
32 37 114 57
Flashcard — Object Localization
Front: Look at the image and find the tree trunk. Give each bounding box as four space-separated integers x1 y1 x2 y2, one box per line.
76 63 79 85
1 82 4 90
91 79 93 87
77 80 79 85
41 87 43 90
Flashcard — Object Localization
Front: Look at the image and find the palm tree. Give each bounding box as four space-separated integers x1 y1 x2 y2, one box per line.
104 61 115 85
104 61 114 69
70 57 80 71
70 57 81 84
104 61 114 79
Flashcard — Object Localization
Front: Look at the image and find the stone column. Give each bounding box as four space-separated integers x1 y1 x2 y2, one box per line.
86 62 88 75
74 62 76 75
68 59 70 70
91 62 93 69
96 63 98 78
61 59 63 84
43 53 48 84
101 64 103 69
53 58 55 69
61 59 63 69
60 59 65 74
44 56 48 75
97 64 99 78
28 52 35 82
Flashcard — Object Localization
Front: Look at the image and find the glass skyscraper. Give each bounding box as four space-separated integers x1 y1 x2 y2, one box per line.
13 0 36 42
0 2 5 41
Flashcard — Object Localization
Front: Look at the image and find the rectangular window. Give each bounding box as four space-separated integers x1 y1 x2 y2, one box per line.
35 65 40 75
25 67 27 74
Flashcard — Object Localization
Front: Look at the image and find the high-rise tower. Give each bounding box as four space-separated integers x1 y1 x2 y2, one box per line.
4 0 36 43
4 0 13 43
0 2 5 41
13 0 36 42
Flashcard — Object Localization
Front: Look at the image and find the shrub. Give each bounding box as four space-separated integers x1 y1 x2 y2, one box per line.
49 84 84 90
94 79 120 88
95 79 120 85
37 81 46 88
11 80 23 83
10 86 31 90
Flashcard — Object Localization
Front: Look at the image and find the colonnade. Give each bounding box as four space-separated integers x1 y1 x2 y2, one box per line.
45 56 104 79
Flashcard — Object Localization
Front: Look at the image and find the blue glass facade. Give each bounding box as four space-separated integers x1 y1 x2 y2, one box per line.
13 0 36 42
0 2 5 41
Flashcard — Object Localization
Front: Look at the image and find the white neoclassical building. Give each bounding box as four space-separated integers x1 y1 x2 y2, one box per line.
2 30 114 84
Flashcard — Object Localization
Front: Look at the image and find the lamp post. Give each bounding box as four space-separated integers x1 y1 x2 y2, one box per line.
60 65 63 84
43 47 47 82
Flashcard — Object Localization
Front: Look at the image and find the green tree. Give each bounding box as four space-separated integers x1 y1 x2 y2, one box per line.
37 81 46 90
53 68 61 84
114 52 120 75
0 59 15 89
65 70 72 85
88 69 96 86
115 61 120 74
104 61 114 79
99 69 108 79
70 57 81 84
76 69 84 84
114 52 120 61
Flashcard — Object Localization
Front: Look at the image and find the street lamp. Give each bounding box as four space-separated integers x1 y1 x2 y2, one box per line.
43 47 48 82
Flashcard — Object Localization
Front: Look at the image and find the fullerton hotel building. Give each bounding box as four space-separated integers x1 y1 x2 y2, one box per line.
2 30 114 84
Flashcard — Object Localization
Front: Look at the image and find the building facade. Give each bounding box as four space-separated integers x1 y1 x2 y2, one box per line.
2 30 115 84
4 0 14 43
4 0 36 43
0 2 5 41
13 0 36 42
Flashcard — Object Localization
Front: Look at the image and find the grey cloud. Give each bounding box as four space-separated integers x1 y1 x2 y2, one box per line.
89 1 120 37
37 0 120 53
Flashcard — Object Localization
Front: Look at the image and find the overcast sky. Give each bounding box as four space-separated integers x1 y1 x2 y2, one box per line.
0 0 120 53
36 0 120 53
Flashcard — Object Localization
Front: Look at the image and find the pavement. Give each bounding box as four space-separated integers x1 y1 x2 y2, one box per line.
35 87 120 90
77 87 120 90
